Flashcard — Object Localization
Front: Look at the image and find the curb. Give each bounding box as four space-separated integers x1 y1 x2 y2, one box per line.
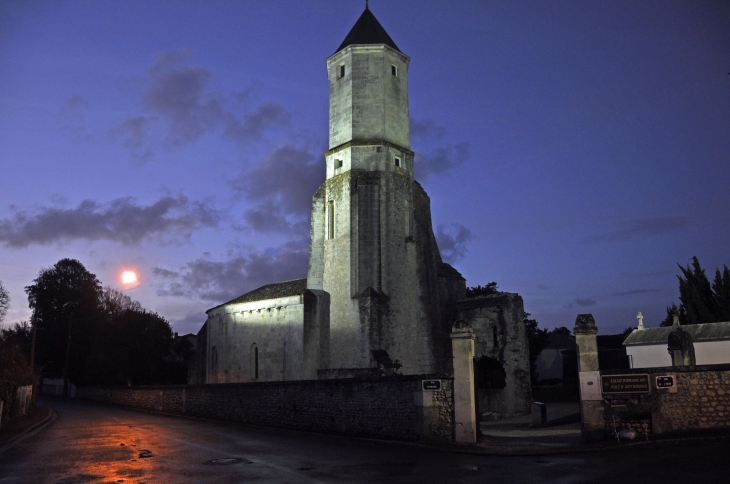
430 433 730 457
0 407 55 451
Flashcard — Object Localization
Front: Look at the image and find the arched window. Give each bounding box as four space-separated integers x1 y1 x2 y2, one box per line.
251 343 259 380
211 346 218 372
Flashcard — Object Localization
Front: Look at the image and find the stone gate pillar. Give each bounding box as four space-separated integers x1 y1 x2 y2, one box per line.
574 314 604 442
450 320 476 443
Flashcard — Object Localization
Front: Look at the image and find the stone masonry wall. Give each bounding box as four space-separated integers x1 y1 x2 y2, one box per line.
77 375 453 442
602 365 730 435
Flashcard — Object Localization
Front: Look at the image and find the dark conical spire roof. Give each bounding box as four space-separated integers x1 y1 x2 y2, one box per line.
335 6 401 54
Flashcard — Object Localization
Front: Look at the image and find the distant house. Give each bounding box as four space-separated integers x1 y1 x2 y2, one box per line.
623 321 730 368
536 332 630 383
535 333 575 383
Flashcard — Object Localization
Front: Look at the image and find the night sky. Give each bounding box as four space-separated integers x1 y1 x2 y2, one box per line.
1 0 728 336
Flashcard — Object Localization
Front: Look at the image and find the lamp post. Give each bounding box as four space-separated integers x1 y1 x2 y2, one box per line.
62 301 78 398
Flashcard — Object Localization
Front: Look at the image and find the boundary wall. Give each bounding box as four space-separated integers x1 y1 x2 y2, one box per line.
77 375 453 441
601 364 730 435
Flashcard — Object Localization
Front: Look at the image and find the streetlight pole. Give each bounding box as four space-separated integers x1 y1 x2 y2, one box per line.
62 301 78 398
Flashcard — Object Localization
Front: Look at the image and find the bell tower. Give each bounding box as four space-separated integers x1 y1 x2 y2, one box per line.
325 5 412 180
306 6 457 378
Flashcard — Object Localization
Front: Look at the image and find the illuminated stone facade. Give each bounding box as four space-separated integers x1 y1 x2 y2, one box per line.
192 7 531 418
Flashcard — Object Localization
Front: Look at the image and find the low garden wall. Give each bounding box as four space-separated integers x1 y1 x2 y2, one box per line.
601 364 730 435
77 375 453 441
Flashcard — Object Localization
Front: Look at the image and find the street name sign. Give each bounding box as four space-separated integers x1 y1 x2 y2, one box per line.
422 380 441 391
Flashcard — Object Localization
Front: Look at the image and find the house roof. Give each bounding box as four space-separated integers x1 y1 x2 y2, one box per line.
335 7 401 54
623 321 730 346
543 333 575 350
208 278 308 312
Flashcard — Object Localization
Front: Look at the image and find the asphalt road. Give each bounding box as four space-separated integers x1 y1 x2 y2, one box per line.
1 397 729 483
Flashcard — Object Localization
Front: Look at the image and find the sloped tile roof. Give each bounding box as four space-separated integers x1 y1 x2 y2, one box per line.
623 321 730 345
208 278 307 311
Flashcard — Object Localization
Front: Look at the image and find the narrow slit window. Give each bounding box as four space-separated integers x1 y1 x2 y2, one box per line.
335 159 343 169
391 65 397 76
327 200 335 239
251 344 258 380
492 326 498 347
394 156 401 167
339 64 345 79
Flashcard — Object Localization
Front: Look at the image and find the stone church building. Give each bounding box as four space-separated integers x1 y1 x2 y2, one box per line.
190 6 531 418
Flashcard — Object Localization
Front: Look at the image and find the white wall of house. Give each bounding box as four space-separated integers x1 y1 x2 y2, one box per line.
627 340 730 368
626 344 672 369
694 340 730 365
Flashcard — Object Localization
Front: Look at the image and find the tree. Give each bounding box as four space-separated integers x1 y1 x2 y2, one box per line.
0 321 32 356
661 257 730 326
25 259 103 381
0 279 9 323
466 281 499 298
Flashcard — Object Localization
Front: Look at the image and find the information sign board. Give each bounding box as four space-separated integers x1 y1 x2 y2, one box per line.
601 374 650 394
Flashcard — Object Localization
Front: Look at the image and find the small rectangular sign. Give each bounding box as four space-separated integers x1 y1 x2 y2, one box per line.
601 374 650 394
422 380 441 391
656 375 676 389
579 371 602 400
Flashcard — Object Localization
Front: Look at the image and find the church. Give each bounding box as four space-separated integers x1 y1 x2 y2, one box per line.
190 6 531 419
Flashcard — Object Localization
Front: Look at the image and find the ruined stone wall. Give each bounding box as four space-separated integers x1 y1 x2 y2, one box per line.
602 365 730 435
204 294 306 384
457 293 532 419
77 376 453 442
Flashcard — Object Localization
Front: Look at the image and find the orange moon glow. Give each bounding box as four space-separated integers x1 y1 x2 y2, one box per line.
122 271 138 285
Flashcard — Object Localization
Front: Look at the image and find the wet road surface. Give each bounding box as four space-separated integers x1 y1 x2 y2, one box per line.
1 397 729 483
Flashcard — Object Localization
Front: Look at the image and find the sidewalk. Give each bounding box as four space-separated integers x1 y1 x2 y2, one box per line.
0 406 54 449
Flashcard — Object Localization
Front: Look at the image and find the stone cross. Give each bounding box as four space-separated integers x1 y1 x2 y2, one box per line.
637 311 644 330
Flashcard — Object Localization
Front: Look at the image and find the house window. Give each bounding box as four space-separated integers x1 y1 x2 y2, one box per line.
339 64 345 79
391 64 397 76
251 343 259 380
335 159 343 169
394 157 401 167
327 201 335 239
211 346 218 372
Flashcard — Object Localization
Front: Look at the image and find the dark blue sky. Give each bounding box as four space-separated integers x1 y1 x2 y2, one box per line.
1 0 728 335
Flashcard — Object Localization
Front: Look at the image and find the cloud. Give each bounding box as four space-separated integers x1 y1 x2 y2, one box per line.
58 95 89 139
144 50 222 144
224 103 291 142
575 298 597 307
0 195 220 248
170 311 208 334
116 50 289 157
415 142 470 180
410 118 446 140
234 143 325 233
586 216 690 243
614 289 661 296
435 223 473 264
116 116 157 162
153 239 309 302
